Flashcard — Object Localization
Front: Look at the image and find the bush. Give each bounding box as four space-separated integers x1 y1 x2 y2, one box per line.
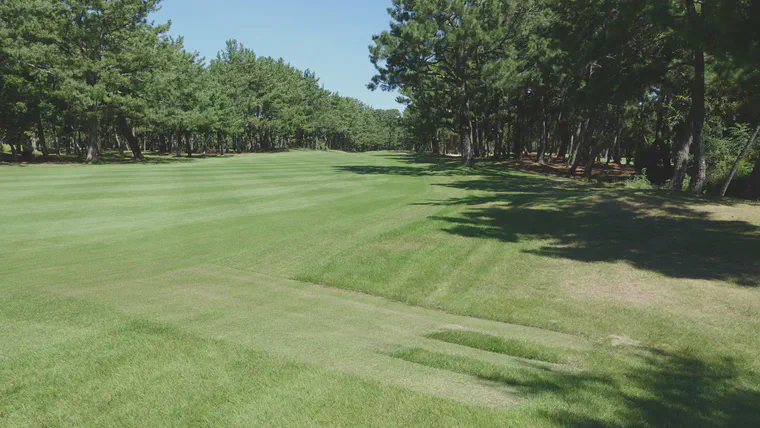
625 172 655 190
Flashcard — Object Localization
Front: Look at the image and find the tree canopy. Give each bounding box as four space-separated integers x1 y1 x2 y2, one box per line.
0 0 404 163
369 0 760 198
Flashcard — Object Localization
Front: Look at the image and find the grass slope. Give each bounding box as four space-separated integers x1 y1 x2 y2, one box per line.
2 151 759 426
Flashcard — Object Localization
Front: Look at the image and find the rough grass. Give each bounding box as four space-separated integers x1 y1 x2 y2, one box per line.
2 151 759 426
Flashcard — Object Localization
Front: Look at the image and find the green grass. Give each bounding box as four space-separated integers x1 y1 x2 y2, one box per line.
389 347 592 401
2 151 759 426
426 329 569 364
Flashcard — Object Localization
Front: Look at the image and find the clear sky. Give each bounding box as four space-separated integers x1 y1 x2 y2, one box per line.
150 0 401 111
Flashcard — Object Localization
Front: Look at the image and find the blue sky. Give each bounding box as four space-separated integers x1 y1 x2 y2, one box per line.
151 0 401 111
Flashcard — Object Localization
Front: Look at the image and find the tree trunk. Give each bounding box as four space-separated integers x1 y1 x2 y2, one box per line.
217 130 224 155
682 0 707 193
185 131 192 157
558 119 570 160
569 118 591 176
461 119 474 165
53 123 60 156
479 124 486 158
175 130 182 157
158 134 167 154
117 133 125 155
688 47 707 194
569 146 583 176
9 139 18 162
75 130 82 157
612 133 622 164
669 115 693 191
568 120 584 165
36 113 49 158
538 113 547 165
746 150 760 200
546 112 559 163
86 116 99 163
512 110 523 159
118 116 144 160
470 121 479 158
584 145 598 179
493 125 503 161
720 125 760 197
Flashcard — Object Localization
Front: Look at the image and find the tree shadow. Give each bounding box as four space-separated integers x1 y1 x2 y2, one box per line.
336 153 760 286
1 152 235 166
89 154 199 165
395 344 759 426
528 348 760 427
343 153 760 423
334 154 476 177
429 181 760 286
622 349 760 427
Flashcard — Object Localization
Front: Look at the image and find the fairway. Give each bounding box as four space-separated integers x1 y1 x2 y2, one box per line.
2 151 760 426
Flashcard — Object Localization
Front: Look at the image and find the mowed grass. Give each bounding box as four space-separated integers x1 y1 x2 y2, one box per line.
2 151 760 426
426 329 569 364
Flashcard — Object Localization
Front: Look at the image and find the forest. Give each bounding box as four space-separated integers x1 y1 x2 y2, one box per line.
0 0 404 162
2 1 759 199
369 0 760 199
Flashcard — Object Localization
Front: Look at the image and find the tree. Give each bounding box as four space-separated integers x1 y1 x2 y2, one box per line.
56 0 165 162
370 0 535 165
0 0 64 159
0 0 403 162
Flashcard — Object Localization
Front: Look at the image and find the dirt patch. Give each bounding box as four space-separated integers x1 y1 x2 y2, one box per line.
443 153 637 181
507 155 637 182
609 335 642 348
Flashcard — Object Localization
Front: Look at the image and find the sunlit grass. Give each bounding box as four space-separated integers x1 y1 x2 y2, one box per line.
2 151 759 426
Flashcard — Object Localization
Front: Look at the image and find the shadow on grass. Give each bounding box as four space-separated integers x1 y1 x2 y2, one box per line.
336 153 760 287
92 154 209 165
349 153 760 425
334 156 473 177
430 193 760 287
563 349 760 427
540 348 760 427
622 349 760 428
1 152 235 166
393 345 760 427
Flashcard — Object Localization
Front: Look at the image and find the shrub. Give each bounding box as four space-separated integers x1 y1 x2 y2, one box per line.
625 171 655 190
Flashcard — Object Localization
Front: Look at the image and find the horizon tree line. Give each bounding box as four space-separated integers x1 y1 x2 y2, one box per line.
0 0 405 163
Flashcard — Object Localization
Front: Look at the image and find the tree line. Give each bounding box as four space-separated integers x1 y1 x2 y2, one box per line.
369 0 760 199
0 0 404 163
